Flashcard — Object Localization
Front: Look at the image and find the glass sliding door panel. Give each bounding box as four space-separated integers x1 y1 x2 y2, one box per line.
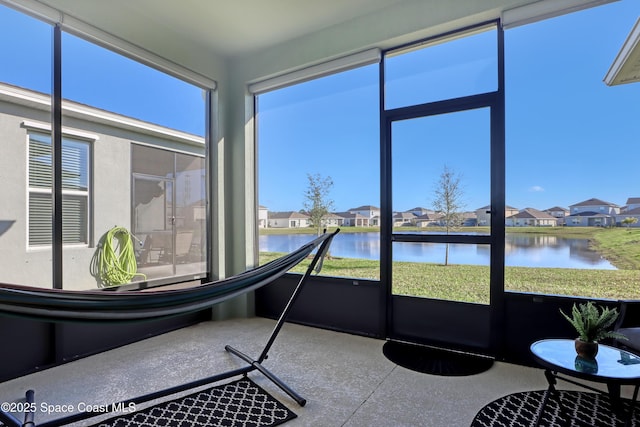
134 178 170 232
131 144 176 177
132 145 206 283
133 177 173 272
175 153 206 273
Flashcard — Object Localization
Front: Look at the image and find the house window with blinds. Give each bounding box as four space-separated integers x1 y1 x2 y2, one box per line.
28 133 90 246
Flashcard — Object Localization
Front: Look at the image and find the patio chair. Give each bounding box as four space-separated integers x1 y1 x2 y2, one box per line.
175 230 194 263
613 300 640 354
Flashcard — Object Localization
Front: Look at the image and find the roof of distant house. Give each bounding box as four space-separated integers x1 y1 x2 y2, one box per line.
415 212 443 220
268 211 309 219
626 197 640 205
509 208 556 219
621 207 640 215
545 206 568 212
323 212 343 219
336 212 368 219
568 211 613 217
570 198 619 207
393 212 416 219
476 205 518 211
349 205 380 211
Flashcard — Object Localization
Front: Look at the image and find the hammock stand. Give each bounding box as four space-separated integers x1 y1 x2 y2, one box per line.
0 229 339 427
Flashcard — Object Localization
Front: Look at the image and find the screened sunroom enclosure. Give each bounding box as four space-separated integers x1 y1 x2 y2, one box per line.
0 0 639 381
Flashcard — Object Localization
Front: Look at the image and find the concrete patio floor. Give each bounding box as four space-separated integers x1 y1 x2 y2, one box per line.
0 317 618 426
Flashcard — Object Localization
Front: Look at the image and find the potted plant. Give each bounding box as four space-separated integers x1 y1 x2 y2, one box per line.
560 301 627 359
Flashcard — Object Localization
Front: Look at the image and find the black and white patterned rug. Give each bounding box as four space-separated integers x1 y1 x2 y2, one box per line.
90 378 297 427
472 389 640 426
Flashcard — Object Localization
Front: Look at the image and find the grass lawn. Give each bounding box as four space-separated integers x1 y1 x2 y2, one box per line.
260 252 640 303
259 226 640 303
591 227 640 270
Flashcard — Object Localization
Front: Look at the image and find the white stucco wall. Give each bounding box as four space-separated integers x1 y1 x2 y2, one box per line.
0 87 204 290
0 101 46 286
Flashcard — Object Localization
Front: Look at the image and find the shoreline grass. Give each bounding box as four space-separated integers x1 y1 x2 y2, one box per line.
590 228 640 270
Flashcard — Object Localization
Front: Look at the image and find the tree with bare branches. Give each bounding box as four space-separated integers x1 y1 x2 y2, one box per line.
432 165 465 265
303 173 334 235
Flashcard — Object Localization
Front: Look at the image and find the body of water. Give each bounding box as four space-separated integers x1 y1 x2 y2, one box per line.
259 232 616 270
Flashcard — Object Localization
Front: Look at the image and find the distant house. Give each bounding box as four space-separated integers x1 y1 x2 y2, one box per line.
298 211 343 228
617 197 640 227
460 211 478 227
544 206 569 218
413 211 475 227
348 205 380 224
267 211 310 228
393 212 416 227
621 197 640 213
414 212 444 227
258 205 269 228
618 209 640 227
566 198 619 227
543 206 569 226
506 208 558 227
475 205 519 226
322 212 343 227
406 207 434 217
337 212 370 227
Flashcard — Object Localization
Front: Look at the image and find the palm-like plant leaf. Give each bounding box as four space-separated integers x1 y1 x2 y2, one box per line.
560 301 627 343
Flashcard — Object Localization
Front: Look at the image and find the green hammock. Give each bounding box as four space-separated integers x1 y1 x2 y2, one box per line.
0 230 339 427
0 230 338 323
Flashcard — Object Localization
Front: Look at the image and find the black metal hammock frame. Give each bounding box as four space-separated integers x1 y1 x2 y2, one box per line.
0 229 339 427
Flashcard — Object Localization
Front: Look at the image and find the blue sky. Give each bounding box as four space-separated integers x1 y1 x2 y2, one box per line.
259 0 640 213
1 1 639 214
504 1 640 212
0 5 205 135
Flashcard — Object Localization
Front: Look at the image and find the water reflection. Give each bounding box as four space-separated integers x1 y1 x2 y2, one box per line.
618 352 640 366
259 232 616 269
575 356 598 374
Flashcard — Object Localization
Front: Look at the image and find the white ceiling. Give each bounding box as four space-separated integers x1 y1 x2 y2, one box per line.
36 0 409 56
31 1 639 90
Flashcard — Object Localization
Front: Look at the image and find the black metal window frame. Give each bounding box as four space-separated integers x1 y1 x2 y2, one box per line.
378 20 506 344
